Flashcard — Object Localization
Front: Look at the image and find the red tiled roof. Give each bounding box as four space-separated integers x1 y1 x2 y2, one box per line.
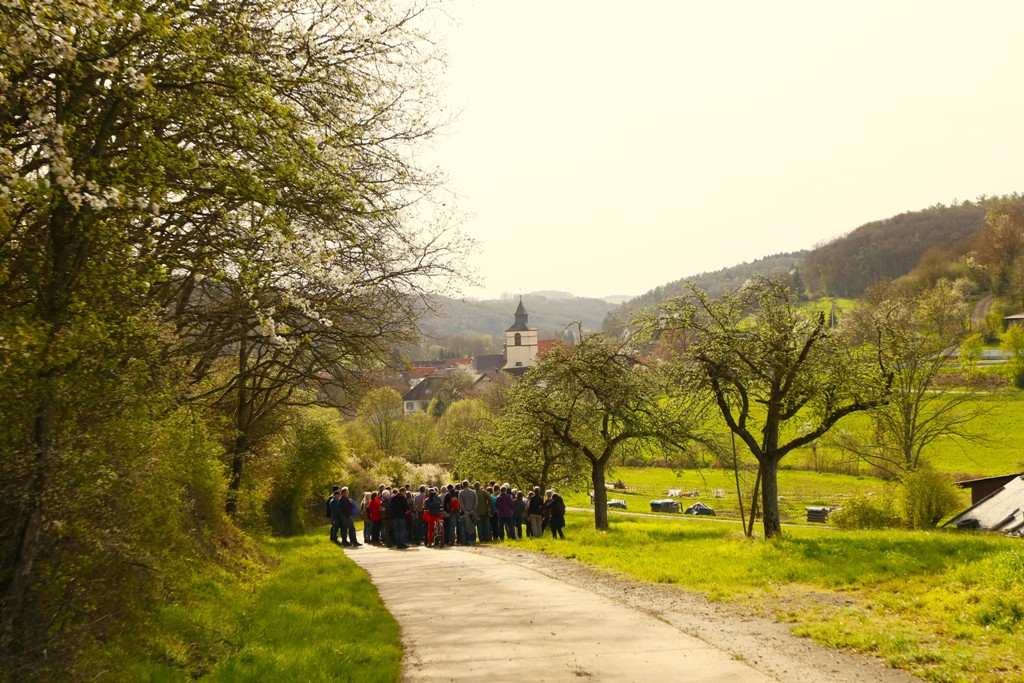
538 339 560 355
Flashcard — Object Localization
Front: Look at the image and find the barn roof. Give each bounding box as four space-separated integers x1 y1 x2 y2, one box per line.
945 474 1024 533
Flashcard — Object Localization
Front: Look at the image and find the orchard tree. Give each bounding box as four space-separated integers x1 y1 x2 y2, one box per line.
959 333 984 377
837 280 986 477
357 387 407 458
437 398 492 472
510 329 708 531
460 378 589 493
647 276 891 538
1000 324 1024 387
403 412 441 464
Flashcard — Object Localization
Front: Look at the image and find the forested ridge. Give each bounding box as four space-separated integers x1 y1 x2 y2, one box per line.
602 252 806 334
802 203 987 298
603 197 1022 332
422 294 617 338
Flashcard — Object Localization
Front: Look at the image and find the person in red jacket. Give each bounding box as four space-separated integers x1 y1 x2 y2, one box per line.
367 491 383 544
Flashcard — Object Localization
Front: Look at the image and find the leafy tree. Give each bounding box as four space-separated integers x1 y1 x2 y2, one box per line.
647 276 890 538
264 407 347 536
436 399 493 472
357 388 406 458
899 466 964 530
457 379 589 493
975 200 1024 298
959 332 985 376
1000 324 1024 387
506 329 707 530
835 281 986 477
403 412 441 464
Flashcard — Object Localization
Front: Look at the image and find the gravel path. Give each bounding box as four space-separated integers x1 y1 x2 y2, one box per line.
346 543 921 683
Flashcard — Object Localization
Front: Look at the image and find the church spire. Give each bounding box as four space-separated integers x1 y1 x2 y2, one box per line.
507 296 532 331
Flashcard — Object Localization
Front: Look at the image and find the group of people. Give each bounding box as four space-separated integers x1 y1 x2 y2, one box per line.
328 480 567 549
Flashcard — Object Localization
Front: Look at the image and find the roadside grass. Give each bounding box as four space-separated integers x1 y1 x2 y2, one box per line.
517 513 1024 683
84 531 399 682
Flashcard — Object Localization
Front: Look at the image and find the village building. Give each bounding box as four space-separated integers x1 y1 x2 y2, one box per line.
401 298 557 414
1003 313 1024 330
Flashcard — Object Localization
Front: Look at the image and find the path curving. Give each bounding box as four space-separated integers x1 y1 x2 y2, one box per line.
344 544 921 683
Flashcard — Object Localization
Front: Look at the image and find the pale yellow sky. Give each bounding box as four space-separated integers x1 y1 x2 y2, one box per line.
423 0 1024 299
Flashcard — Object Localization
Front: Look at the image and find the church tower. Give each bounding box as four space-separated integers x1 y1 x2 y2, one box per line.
504 297 539 369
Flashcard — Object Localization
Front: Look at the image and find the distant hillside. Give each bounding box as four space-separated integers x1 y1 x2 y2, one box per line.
802 204 986 298
603 252 806 332
419 293 618 340
602 201 1004 332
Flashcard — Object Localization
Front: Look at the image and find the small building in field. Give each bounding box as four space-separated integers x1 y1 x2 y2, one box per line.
1003 313 1024 330
956 472 1024 506
946 474 1024 533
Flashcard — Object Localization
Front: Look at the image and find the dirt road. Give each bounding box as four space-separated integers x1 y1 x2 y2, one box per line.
345 543 920 683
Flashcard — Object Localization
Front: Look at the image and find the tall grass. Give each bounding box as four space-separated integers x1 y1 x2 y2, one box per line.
82 532 400 682
204 534 400 683
521 513 1024 683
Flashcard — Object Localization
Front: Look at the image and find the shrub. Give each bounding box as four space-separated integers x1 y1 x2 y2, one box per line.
899 467 965 529
831 493 904 530
264 407 346 536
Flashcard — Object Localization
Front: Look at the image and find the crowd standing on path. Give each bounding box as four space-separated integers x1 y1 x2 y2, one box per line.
330 481 568 549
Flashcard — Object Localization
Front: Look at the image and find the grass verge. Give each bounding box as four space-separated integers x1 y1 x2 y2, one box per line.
514 513 1024 683
83 531 400 682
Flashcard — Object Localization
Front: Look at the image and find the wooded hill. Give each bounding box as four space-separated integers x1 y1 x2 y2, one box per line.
421 294 618 339
420 197 1017 350
601 251 807 333
802 204 985 297
603 200 1008 331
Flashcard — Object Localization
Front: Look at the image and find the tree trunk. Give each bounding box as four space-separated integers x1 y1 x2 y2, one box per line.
731 432 746 532
760 456 782 538
2 399 56 644
225 338 250 516
590 459 609 530
224 432 248 516
538 455 551 495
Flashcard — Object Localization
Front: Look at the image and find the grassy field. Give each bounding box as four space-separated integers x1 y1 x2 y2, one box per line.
519 513 1024 683
564 389 1024 522
806 392 1024 478
83 532 400 682
564 465 920 523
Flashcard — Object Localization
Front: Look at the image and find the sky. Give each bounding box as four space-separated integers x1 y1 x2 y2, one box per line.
419 1 1024 300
